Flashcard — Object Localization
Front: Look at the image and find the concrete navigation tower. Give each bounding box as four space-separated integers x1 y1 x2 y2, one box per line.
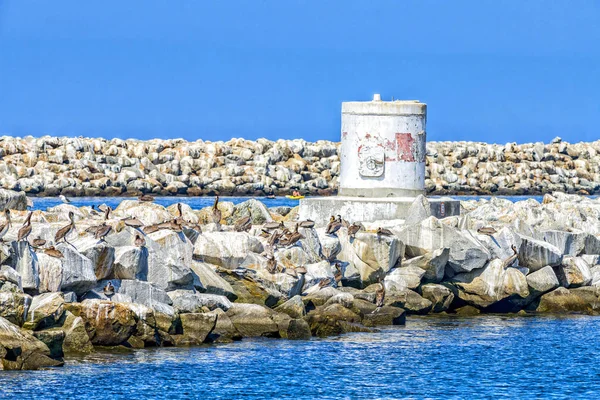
299 94 459 223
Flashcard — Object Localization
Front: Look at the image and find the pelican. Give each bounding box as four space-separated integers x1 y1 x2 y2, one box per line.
54 211 76 247
502 245 519 269
298 219 315 228
59 195 71 204
374 282 386 310
138 194 154 202
347 222 364 238
17 212 33 242
376 227 394 238
134 233 146 247
334 262 343 284
268 230 283 247
103 281 115 297
44 246 64 258
295 266 307 275
234 207 252 232
266 254 277 274
122 218 144 228
32 238 47 248
477 227 497 236
0 210 11 242
326 215 342 236
279 223 304 247
212 196 222 225
318 278 332 288
264 221 283 230
102 206 112 221
94 224 112 241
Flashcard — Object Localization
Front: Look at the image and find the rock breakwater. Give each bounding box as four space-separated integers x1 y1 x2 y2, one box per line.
2 191 600 369
0 136 599 196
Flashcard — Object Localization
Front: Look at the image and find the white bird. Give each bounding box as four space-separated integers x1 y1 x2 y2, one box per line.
59 195 71 204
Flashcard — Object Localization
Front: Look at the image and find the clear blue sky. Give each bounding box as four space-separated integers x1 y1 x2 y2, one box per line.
1 1 599 144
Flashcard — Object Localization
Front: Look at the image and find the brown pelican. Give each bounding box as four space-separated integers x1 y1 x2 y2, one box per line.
502 245 519 269
347 222 363 238
264 221 283 230
334 262 343 284
54 211 76 247
0 210 11 242
376 227 394 238
318 278 332 288
268 230 283 247
234 207 252 232
102 206 112 221
94 224 112 241
259 229 271 238
17 212 33 242
326 215 342 236
103 281 115 297
122 218 144 228
298 219 315 228
212 196 222 225
374 282 386 309
279 223 304 247
266 254 278 274
295 266 307 275
32 238 47 248
477 227 497 236
44 246 64 258
134 233 146 247
138 194 154 202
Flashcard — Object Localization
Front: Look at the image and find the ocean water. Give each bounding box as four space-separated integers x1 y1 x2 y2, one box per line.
1 315 598 399
27 194 598 212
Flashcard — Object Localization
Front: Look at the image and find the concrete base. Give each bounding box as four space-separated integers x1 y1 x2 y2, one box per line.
298 196 460 225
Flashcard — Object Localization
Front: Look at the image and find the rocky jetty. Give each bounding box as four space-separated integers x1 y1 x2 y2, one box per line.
0 136 599 196
2 191 600 369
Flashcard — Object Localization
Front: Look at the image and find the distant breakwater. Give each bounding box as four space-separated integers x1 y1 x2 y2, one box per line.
0 136 599 197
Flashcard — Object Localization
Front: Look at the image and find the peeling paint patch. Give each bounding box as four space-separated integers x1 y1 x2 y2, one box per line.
396 133 416 162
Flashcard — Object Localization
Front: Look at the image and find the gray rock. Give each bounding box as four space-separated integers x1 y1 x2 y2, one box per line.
543 230 587 256
0 189 28 211
112 245 148 280
86 279 172 309
0 291 31 326
526 266 560 297
403 248 449 283
193 232 264 269
404 195 432 225
384 266 425 291
167 290 232 313
274 295 306 319
55 244 96 295
517 235 563 272
10 241 39 292
421 284 454 313
189 261 237 300
553 257 592 288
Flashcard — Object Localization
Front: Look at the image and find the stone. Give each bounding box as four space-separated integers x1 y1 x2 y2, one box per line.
278 318 312 340
0 316 62 370
112 245 148 280
404 195 432 225
190 261 237 300
73 237 115 280
403 248 449 283
384 266 425 291
361 306 406 327
317 229 341 261
23 292 65 331
36 253 63 293
32 328 65 359
0 265 22 290
553 257 592 288
305 303 363 337
172 313 217 346
421 284 455 313
228 199 273 225
167 290 232 313
323 292 355 309
148 229 194 270
543 230 587 256
0 188 28 211
193 232 264 269
384 289 433 315
226 303 280 337
114 200 172 225
396 217 490 274
517 235 563 272
526 266 560 297
274 295 306 319
455 305 480 316
0 292 31 326
56 243 97 295
204 308 242 343
86 280 172 310
10 241 39 292
302 286 342 307
536 287 600 314
69 300 137 346
61 311 94 353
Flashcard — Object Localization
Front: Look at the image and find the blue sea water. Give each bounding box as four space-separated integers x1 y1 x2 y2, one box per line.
1 315 598 399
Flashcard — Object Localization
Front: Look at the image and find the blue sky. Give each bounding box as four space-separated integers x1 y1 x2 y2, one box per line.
0 1 599 144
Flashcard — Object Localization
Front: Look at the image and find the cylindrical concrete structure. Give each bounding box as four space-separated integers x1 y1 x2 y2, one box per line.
339 95 427 197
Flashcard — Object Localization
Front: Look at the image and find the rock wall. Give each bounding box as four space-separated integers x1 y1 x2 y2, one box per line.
1 136 599 197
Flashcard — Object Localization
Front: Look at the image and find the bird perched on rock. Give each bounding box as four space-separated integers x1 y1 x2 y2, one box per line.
94 224 112 241
55 211 76 247
138 194 154 202
266 253 278 274
0 210 11 242
122 218 144 228
298 219 315 228
44 246 64 258
134 233 146 247
268 230 283 247
295 266 307 275
279 224 304 247
334 262 343 285
59 195 71 204
326 215 342 236
17 212 33 242
234 207 252 232
477 227 497 236
374 282 386 311
103 281 115 297
263 221 284 230
101 206 112 221
319 278 332 288
32 238 47 248
347 222 364 238
212 196 222 227
376 227 394 238
502 245 519 269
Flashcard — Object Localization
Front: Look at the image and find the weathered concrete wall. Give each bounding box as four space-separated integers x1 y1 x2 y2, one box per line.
0 135 598 196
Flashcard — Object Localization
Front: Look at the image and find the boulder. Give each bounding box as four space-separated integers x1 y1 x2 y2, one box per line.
73 236 115 280
536 287 600 314
278 318 312 340
396 217 490 273
0 189 28 211
226 303 280 337
167 290 232 313
305 303 363 337
302 286 342 307
553 257 592 288
274 295 306 319
10 241 39 292
112 245 148 280
0 265 22 290
543 230 587 256
60 311 94 353
148 229 194 269
404 195 432 225
190 261 237 300
145 238 194 291
69 300 137 346
403 248 449 283
317 229 341 261
526 266 560 298
204 308 242 343
227 199 272 225
36 253 63 293
361 306 406 327
56 243 96 295
384 266 425 291
219 269 282 307
114 200 172 225
517 235 563 272
23 292 65 331
0 316 62 370
32 328 65 359
172 313 217 346
421 284 454 313
0 291 31 326
193 232 264 269
383 289 433 315
86 280 172 310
